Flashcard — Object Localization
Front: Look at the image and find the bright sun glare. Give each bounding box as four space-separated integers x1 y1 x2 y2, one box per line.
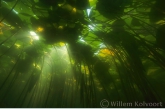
30 31 39 40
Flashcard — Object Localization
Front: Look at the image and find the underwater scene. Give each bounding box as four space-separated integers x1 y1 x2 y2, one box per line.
0 0 165 108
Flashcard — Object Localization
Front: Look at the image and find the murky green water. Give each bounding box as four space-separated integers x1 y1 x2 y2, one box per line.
0 0 165 108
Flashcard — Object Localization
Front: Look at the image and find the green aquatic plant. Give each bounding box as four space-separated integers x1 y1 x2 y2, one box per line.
0 0 165 108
